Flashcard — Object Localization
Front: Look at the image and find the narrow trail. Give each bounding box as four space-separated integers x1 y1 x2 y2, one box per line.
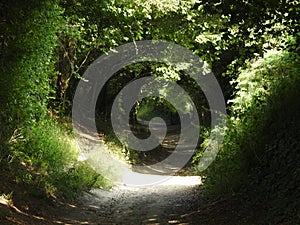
1 123 246 225
2 173 247 225
51 174 249 225
61 176 207 225
62 122 214 225
54 123 243 225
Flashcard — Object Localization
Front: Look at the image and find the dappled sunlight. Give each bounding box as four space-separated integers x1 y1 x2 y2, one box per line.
0 194 12 206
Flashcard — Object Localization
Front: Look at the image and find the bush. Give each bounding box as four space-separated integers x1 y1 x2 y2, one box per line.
51 161 112 198
7 120 109 198
0 1 110 199
199 50 300 221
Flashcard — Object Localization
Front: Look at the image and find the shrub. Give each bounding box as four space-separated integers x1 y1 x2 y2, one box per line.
7 120 109 198
200 50 300 205
0 1 110 199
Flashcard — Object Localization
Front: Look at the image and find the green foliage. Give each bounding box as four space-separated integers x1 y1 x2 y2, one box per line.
52 161 112 198
1 0 299 209
6 120 109 198
0 0 110 199
249 113 300 224
136 98 175 124
200 50 300 222
1 0 63 135
0 0 65 167
200 0 300 70
56 0 300 121
9 121 77 175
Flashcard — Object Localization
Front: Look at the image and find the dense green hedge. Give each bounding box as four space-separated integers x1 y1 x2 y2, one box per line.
200 50 300 222
1 1 62 126
0 1 109 198
1 0 62 166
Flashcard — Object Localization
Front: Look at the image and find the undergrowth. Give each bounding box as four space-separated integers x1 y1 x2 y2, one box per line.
1 120 111 199
197 50 300 223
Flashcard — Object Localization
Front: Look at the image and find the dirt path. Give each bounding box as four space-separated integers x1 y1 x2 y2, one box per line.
49 124 219 225
58 176 207 225
1 123 250 225
1 173 254 225
52 176 254 225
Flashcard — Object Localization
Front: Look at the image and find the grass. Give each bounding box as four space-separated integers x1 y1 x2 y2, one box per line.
1 118 112 200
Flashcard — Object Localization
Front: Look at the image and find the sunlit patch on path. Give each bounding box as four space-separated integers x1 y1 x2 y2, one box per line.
80 172 204 225
115 169 202 187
